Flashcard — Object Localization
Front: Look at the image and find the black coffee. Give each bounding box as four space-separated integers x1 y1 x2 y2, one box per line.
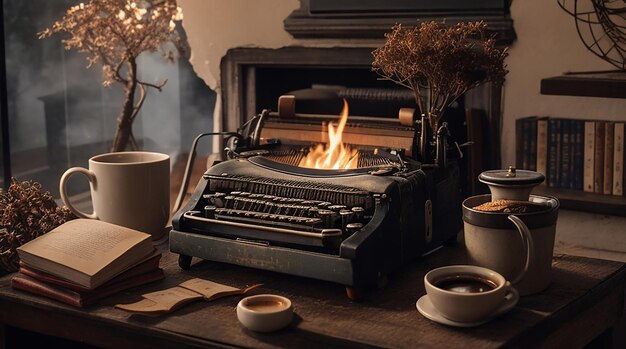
434 275 498 293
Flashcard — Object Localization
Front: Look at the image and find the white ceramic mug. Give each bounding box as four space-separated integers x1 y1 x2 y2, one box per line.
424 265 519 323
60 151 170 239
462 195 559 295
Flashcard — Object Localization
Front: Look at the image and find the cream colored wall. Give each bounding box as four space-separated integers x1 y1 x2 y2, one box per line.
177 0 297 91
179 0 626 162
177 0 377 146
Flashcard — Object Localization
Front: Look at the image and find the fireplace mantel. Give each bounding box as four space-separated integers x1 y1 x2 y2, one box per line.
284 0 515 45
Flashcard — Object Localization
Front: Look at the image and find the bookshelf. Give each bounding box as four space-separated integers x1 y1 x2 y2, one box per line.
533 186 626 217
540 72 626 99
537 72 626 216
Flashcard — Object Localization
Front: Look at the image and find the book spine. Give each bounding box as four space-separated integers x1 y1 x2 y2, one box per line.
594 121 605 194
515 118 524 169
603 122 615 195
529 119 537 171
584 121 595 192
548 119 561 187
11 275 83 307
572 120 584 190
613 123 624 196
536 118 549 180
522 119 531 170
560 119 571 188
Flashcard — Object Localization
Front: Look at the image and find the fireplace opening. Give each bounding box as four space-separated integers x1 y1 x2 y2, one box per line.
221 47 499 196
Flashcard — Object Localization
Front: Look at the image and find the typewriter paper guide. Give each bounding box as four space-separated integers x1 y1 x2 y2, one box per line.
261 121 415 156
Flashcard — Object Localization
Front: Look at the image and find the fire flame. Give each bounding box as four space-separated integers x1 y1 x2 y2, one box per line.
299 100 359 169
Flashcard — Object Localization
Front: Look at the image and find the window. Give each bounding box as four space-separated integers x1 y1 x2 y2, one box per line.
1 0 215 208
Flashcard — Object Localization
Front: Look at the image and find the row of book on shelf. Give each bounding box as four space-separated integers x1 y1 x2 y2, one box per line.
516 116 624 196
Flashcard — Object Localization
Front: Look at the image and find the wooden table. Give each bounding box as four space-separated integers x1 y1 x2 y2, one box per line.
0 243 624 349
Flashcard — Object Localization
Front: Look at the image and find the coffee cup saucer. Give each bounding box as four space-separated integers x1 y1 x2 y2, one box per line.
416 294 517 328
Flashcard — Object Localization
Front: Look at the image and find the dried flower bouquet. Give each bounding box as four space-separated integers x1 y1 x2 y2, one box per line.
372 21 508 133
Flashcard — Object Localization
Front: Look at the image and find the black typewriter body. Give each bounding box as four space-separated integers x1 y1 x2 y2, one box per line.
170 95 463 293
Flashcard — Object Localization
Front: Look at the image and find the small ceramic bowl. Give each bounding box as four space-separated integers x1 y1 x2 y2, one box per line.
236 294 293 332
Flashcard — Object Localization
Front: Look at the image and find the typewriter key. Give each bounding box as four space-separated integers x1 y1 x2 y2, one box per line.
340 210 355 229
306 218 322 227
204 205 217 219
318 209 337 228
223 196 234 209
308 207 319 217
213 193 226 207
202 193 216 203
351 207 365 221
329 205 347 212
318 202 332 209
345 223 363 238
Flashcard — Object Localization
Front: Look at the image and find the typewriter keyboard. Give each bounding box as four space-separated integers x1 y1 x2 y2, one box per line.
201 191 369 237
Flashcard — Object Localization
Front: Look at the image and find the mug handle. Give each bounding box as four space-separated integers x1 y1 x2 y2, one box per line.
59 167 98 219
507 215 535 285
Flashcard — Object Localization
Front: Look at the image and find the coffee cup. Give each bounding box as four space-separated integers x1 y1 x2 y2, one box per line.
462 194 559 295
59 151 170 239
237 294 293 332
424 265 518 323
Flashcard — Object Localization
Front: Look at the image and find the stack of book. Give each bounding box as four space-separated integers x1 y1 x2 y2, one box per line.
516 116 624 195
12 219 164 307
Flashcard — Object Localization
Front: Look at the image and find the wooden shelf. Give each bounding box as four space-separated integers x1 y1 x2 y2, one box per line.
533 186 626 217
540 72 626 99
537 72 626 216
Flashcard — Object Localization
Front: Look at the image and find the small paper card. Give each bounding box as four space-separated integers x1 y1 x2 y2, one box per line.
179 278 242 300
115 278 261 315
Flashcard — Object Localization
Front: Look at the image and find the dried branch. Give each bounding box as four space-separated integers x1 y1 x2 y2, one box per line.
39 0 186 152
138 79 167 91
372 21 508 131
129 83 147 123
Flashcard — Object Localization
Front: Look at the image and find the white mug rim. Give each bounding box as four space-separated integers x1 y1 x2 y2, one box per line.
89 151 169 165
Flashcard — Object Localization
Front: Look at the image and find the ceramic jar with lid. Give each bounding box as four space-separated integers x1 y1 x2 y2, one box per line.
478 166 545 201
462 167 559 296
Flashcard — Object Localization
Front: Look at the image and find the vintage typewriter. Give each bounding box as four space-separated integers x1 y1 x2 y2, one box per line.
171 93 463 298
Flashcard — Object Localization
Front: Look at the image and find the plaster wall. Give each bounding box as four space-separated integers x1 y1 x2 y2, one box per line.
177 0 626 255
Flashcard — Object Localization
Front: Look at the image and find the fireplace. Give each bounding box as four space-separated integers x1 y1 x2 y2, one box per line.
220 46 504 195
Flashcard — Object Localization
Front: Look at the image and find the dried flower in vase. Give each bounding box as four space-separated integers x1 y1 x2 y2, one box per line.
372 21 508 132
38 0 186 152
0 179 75 272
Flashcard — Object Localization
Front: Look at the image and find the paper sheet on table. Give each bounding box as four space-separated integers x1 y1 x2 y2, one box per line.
115 278 262 315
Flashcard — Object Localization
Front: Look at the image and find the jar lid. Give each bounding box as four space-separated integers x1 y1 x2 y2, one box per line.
478 167 545 186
